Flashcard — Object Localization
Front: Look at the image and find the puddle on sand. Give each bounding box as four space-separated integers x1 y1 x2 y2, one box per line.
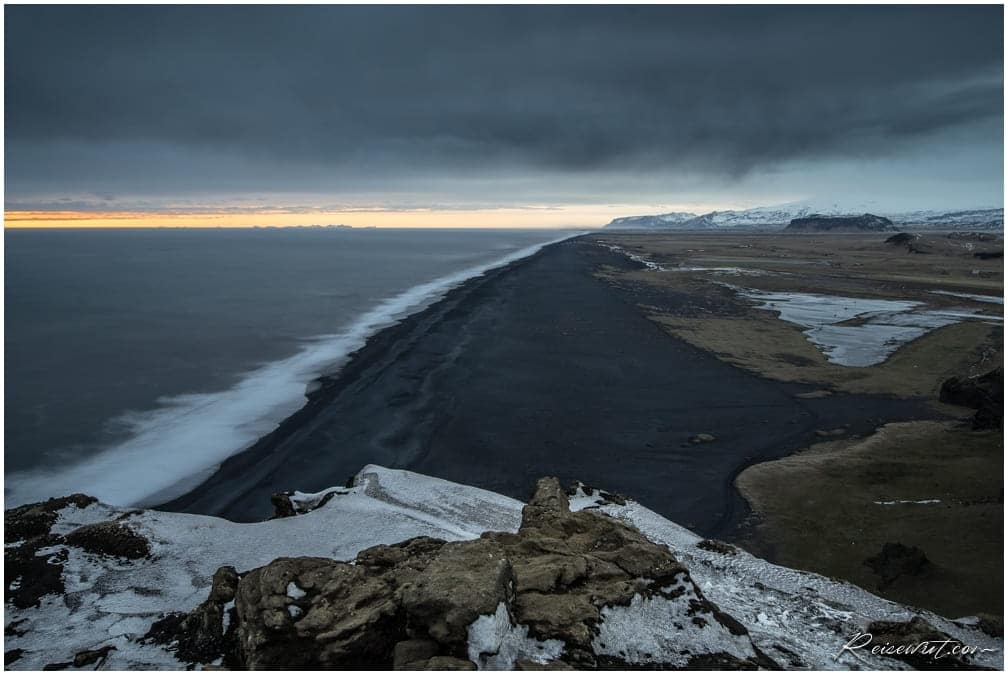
742 290 1002 367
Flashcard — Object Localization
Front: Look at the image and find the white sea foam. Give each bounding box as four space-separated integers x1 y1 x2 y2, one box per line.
5 233 581 509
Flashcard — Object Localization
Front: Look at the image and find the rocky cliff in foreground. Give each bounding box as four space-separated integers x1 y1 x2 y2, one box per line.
4 466 1003 670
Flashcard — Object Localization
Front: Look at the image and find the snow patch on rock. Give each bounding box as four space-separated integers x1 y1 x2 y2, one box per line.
467 602 565 670
593 575 756 667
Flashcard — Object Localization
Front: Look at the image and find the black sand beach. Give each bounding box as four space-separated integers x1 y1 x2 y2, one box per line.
164 237 931 537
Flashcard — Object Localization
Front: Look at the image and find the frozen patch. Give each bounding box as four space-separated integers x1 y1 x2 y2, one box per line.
467 602 565 670
592 573 757 667
741 290 1001 367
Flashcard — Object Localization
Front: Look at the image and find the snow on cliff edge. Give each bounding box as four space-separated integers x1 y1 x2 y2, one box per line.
5 465 1002 670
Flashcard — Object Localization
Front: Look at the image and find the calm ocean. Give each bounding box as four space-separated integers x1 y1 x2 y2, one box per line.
5 227 574 507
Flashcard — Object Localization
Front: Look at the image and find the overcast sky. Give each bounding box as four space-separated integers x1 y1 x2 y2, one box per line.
5 5 1004 220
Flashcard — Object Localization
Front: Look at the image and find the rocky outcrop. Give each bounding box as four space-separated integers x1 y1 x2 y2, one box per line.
4 495 136 610
884 232 933 253
38 645 117 671
144 566 240 666
5 466 1003 670
269 488 346 518
154 478 773 669
885 232 919 246
4 494 96 543
786 213 893 232
940 367 1003 430
64 522 150 559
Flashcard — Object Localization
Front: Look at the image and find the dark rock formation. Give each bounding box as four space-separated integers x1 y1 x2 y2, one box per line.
885 232 919 246
41 645 117 671
697 539 739 556
156 478 774 669
4 498 151 610
5 535 67 609
269 493 298 518
884 232 933 254
5 649 24 667
786 213 894 232
939 367 1003 430
863 543 930 587
4 495 96 544
64 522 150 559
270 489 346 518
145 566 240 666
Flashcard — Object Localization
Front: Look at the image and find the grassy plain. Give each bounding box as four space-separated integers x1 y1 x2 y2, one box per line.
590 230 1003 618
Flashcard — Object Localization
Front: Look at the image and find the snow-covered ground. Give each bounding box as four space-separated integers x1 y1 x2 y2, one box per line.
6 466 1002 670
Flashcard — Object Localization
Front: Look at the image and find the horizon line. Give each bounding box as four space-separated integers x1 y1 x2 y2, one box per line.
4 208 613 229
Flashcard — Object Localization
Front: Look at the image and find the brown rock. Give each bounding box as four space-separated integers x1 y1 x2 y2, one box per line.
399 538 515 647
178 476 767 669
64 521 150 559
697 539 739 556
4 494 96 543
236 557 402 668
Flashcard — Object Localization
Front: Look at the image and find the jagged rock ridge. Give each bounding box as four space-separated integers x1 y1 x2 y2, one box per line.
168 478 773 669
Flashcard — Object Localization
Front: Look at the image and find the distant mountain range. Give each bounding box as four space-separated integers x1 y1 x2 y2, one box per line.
605 201 1004 231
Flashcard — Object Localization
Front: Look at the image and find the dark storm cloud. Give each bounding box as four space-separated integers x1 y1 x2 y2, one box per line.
4 5 1003 200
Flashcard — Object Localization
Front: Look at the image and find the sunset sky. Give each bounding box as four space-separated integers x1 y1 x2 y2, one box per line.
5 5 1004 228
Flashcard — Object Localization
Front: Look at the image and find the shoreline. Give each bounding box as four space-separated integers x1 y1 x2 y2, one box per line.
6 231 577 510
158 241 563 516
162 237 934 537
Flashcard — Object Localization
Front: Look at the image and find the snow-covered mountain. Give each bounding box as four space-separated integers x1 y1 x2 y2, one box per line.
605 200 1004 231
5 465 1002 670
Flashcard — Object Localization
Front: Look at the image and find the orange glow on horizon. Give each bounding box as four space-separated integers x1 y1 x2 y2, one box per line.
3 206 642 229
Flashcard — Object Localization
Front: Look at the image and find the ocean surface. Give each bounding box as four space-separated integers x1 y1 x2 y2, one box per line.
5 227 574 507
